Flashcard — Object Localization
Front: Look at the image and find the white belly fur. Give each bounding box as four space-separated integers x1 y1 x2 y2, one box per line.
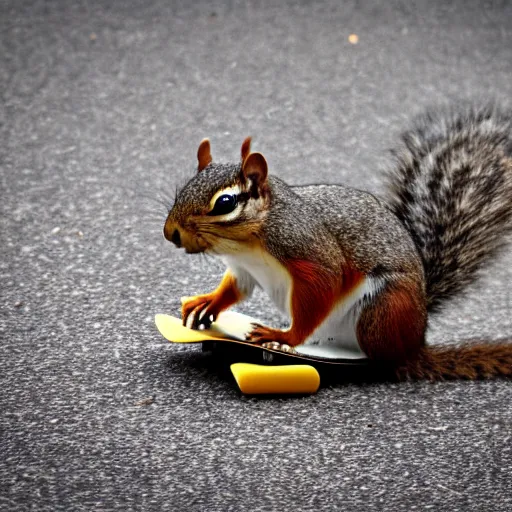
221 249 379 357
221 248 293 317
301 276 381 357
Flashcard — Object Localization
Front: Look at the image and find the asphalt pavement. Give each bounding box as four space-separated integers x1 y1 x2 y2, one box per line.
1 1 511 511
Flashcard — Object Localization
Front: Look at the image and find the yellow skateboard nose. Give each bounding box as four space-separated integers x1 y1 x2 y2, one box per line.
155 314 227 343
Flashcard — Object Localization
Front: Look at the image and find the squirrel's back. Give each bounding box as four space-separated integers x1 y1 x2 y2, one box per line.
386 104 512 312
291 183 423 276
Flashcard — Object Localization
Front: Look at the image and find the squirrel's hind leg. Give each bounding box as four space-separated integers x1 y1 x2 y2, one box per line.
355 279 427 363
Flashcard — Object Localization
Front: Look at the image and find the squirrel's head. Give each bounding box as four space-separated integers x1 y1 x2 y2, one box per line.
164 137 270 254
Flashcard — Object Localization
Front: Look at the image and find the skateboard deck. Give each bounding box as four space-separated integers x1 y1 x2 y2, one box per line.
155 311 369 395
155 311 369 366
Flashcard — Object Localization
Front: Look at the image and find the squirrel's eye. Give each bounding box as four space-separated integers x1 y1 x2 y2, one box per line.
208 194 238 216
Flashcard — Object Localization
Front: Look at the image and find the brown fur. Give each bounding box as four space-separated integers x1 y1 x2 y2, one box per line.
241 152 268 192
197 138 212 172
248 259 364 347
181 270 244 327
240 137 252 162
395 342 512 380
357 280 427 363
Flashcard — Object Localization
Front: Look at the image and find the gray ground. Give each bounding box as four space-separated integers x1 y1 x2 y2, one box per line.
1 1 512 511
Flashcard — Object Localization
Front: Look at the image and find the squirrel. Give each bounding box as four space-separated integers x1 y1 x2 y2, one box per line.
163 104 512 380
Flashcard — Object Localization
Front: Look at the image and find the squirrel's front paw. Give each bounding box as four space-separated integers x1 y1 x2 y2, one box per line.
181 295 217 330
246 323 291 345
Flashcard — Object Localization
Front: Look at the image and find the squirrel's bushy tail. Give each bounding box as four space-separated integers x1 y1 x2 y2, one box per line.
395 342 512 380
387 104 512 312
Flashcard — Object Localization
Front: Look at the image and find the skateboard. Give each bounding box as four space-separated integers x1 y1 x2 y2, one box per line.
155 311 369 395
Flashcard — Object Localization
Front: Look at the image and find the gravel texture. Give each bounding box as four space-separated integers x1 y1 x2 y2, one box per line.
1 1 511 511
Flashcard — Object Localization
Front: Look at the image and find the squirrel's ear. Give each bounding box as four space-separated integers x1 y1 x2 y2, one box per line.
197 138 212 172
240 137 252 162
241 152 268 187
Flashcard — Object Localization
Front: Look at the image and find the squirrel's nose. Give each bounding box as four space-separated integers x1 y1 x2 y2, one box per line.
163 220 182 247
171 229 181 247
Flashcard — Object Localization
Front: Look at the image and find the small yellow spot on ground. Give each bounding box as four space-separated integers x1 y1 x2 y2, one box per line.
348 34 359 44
